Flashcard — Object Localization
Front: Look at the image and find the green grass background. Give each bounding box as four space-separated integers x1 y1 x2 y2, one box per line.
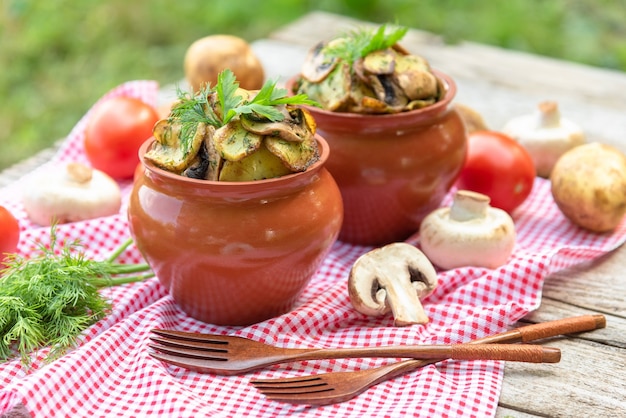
2 0 625 170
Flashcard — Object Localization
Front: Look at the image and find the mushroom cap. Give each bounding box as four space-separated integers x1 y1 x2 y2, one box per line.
502 101 585 178
419 190 516 270
348 242 438 326
22 163 122 226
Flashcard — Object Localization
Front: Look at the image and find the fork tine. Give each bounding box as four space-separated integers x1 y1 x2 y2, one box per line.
149 335 229 352
148 343 228 361
252 375 329 392
151 329 230 344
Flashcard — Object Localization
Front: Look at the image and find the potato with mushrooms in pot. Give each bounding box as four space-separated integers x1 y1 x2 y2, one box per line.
145 70 321 182
293 24 443 114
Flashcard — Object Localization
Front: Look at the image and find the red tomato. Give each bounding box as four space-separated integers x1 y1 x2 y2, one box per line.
456 130 535 213
84 97 159 179
0 205 20 266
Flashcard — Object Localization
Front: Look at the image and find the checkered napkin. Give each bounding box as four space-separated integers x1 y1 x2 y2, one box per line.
1 81 625 418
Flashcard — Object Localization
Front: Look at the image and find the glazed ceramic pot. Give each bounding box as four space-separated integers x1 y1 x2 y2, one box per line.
128 136 343 326
287 70 467 246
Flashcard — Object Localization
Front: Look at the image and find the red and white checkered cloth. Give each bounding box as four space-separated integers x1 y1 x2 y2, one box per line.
1 81 625 418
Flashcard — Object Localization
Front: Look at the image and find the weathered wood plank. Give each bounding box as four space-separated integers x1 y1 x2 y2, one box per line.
500 338 626 417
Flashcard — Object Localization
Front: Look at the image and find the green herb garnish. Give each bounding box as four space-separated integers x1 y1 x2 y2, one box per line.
171 69 320 152
0 228 153 365
323 23 409 65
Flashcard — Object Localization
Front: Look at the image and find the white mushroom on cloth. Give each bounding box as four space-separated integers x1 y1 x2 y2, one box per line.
503 101 585 178
419 190 516 270
348 242 438 326
22 162 122 226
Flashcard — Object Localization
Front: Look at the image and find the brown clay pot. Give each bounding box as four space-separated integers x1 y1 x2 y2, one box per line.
128 136 343 325
287 70 467 246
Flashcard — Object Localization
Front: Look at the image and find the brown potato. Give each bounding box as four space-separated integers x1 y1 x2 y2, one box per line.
550 142 626 232
184 34 265 92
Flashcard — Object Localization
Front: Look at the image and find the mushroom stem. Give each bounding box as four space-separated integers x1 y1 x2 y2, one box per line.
449 190 490 222
66 162 93 184
374 267 430 326
348 243 438 326
537 101 560 128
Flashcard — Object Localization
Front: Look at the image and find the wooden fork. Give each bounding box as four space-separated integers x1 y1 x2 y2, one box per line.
251 314 606 405
149 331 560 376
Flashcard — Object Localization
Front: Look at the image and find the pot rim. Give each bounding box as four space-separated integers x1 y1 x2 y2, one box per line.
138 134 330 191
286 69 456 121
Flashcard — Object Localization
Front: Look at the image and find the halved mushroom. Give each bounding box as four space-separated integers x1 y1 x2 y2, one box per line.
348 242 438 326
419 190 516 270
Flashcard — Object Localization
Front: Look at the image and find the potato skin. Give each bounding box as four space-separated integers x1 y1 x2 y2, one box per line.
550 142 626 232
184 34 265 92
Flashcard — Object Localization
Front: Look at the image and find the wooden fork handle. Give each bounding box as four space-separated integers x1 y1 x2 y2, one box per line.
516 314 606 342
448 344 560 363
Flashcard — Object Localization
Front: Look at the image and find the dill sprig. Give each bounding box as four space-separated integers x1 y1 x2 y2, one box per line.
323 23 409 65
0 228 153 365
171 69 320 150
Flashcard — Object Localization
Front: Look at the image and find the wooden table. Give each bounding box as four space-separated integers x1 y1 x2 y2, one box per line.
3 11 625 418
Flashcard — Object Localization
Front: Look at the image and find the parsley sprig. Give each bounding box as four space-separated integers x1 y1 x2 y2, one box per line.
170 69 320 152
0 228 153 365
323 23 409 65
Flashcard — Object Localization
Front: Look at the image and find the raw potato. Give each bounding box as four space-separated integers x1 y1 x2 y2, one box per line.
454 103 488 134
184 35 265 92
550 142 626 232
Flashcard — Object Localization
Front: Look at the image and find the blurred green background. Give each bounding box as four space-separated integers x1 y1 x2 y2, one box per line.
2 0 625 170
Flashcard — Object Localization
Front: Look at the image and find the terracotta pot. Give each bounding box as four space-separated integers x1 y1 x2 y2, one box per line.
287 70 467 246
128 136 343 325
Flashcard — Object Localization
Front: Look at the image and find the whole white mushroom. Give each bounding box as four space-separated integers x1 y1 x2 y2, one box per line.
503 101 585 178
22 163 122 226
419 190 516 270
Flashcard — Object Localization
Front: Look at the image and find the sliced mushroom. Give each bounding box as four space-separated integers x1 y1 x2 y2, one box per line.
145 120 207 173
394 54 438 101
203 127 223 181
300 41 338 83
419 190 516 270
240 106 316 143
348 242 438 326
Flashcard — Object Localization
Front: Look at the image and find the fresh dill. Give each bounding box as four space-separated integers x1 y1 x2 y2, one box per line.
322 23 409 65
0 227 153 365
